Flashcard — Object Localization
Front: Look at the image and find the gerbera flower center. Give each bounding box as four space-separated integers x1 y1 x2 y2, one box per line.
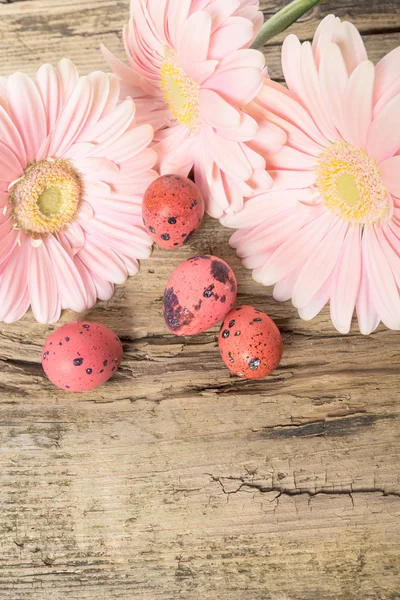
316 141 388 225
10 158 83 236
160 48 201 132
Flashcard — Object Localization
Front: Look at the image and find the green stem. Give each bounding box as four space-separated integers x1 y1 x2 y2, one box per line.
251 0 323 49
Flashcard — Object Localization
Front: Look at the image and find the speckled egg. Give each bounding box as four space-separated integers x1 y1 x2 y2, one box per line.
163 255 237 336
218 306 283 379
142 174 205 250
42 322 123 392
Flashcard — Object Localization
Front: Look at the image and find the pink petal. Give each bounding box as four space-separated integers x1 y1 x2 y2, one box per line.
167 0 192 48
257 82 327 146
220 171 245 214
200 89 240 129
89 211 151 246
0 105 26 165
377 227 400 288
206 0 241 31
367 94 400 164
3 288 30 324
379 156 400 198
57 59 79 105
330 225 362 334
373 46 400 116
7 72 46 164
0 140 24 182
256 211 335 286
217 48 265 73
78 158 119 180
282 34 303 99
292 219 348 309
298 41 339 141
312 15 341 69
331 21 368 75
364 226 400 330
245 168 273 196
266 112 322 157
120 254 140 277
155 125 195 176
374 46 400 102
0 223 18 265
273 266 301 303
178 11 211 75
223 189 304 228
247 113 287 154
298 277 332 321
283 36 337 141
79 72 115 137
92 272 114 302
28 242 59 324
243 250 272 271
48 76 93 157
194 149 229 218
115 148 157 176
342 60 374 148
90 124 154 163
82 97 136 148
209 17 254 60
36 64 61 136
205 66 263 107
236 208 309 258
63 221 86 256
356 242 380 335
74 256 97 309
77 238 128 285
373 77 400 120
101 75 121 120
207 127 252 180
0 240 29 321
0 76 8 110
240 138 265 170
319 43 348 137
101 44 142 88
44 235 87 312
217 111 258 142
266 146 317 171
270 169 316 190
189 60 219 85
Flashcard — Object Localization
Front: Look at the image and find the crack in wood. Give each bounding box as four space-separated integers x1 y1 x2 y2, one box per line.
208 475 400 499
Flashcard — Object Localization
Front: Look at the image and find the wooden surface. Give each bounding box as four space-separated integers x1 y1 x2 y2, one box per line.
0 1 400 599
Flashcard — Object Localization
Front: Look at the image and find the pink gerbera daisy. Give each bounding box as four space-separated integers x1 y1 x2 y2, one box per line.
223 15 400 334
0 59 158 324
102 0 281 218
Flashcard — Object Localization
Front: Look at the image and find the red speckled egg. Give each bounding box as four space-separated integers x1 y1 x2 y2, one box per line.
163 255 237 336
42 322 123 392
218 306 283 379
142 174 205 249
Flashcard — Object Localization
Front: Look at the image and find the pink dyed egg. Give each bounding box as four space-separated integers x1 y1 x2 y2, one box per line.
142 175 205 250
218 306 283 379
42 322 123 392
163 255 237 336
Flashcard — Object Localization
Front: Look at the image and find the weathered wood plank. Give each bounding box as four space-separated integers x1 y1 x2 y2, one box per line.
0 0 399 599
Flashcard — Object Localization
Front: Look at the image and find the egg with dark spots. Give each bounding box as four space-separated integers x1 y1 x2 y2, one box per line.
42 322 123 392
142 175 205 250
218 306 283 379
163 255 237 336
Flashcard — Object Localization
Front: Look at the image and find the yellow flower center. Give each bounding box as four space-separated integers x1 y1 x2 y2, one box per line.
10 159 83 237
160 48 201 132
316 141 388 225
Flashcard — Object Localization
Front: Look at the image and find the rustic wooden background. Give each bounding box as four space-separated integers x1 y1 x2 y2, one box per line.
0 1 399 598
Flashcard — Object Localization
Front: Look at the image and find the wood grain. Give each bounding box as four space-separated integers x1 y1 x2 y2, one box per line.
0 1 399 599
